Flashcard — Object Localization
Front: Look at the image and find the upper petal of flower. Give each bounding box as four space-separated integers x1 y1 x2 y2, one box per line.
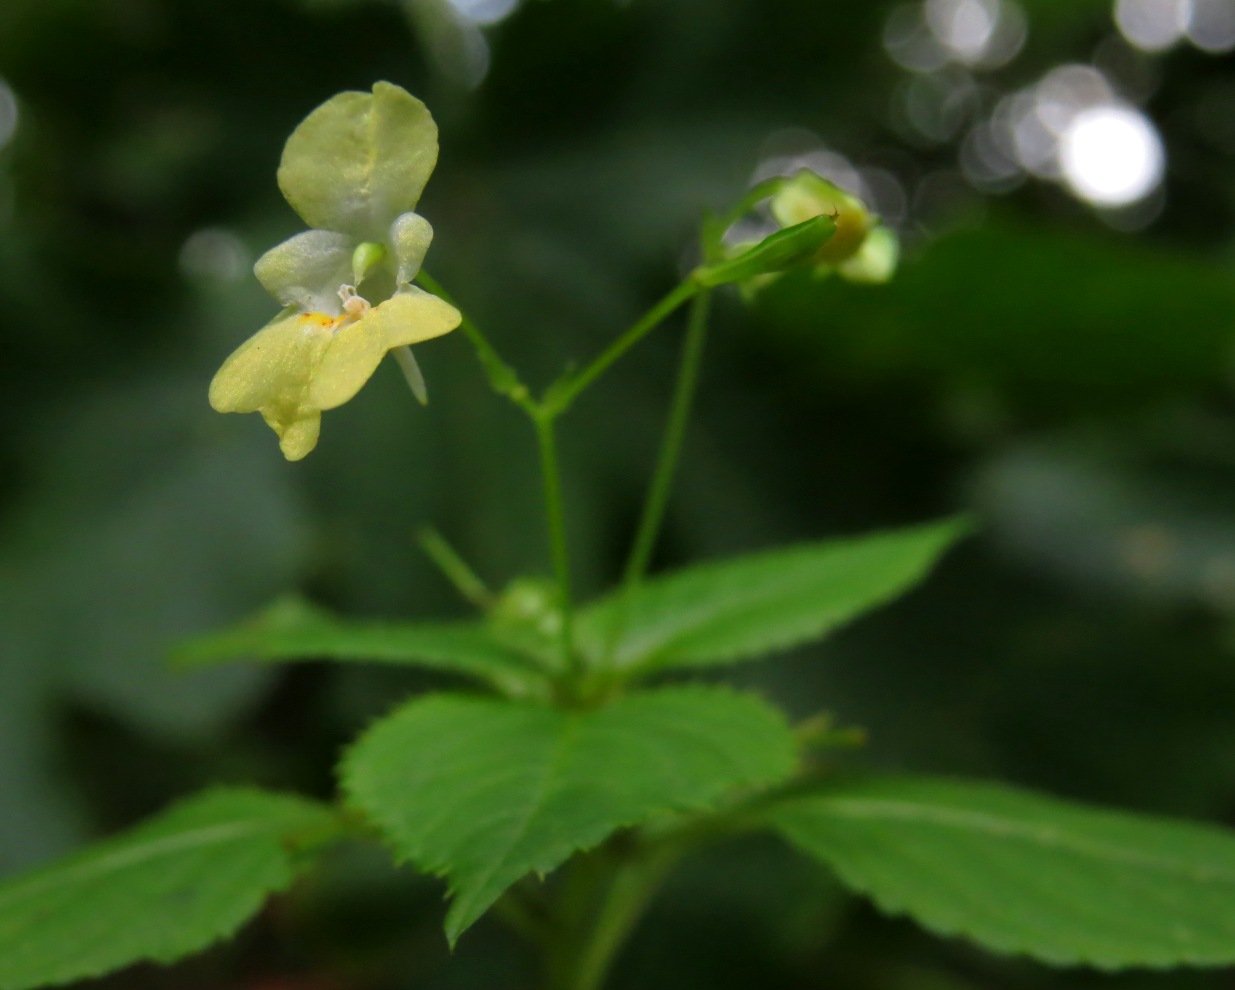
277 82 439 240
255 230 354 311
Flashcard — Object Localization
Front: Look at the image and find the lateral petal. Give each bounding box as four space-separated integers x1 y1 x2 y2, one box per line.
254 230 354 311
373 287 462 349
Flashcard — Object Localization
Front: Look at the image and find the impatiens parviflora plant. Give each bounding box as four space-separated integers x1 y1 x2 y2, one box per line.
6 84 1235 990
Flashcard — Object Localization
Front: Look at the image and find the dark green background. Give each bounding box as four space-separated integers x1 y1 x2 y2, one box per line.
3 0 1235 986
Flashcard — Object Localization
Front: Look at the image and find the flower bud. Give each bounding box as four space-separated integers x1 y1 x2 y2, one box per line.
695 215 837 288
770 171 873 266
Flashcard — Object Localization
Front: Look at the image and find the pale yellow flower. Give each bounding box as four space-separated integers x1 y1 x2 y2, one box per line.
209 286 460 460
209 82 462 460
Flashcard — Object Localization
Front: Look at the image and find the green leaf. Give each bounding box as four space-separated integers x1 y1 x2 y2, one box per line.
769 775 1235 969
278 81 438 239
174 597 550 699
577 518 967 674
0 788 337 990
340 686 797 944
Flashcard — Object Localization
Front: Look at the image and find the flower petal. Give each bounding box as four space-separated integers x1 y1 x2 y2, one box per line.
374 286 462 348
389 212 434 284
309 312 389 412
254 230 353 311
261 409 322 461
209 313 335 414
277 82 439 239
837 225 899 284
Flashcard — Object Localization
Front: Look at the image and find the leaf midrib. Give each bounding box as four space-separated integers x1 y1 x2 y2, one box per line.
606 534 944 665
0 820 287 907
448 712 582 925
813 797 1235 881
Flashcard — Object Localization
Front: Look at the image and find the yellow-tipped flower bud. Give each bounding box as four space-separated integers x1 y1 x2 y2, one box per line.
770 171 873 267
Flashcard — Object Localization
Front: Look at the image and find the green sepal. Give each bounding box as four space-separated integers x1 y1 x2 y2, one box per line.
392 344 429 405
694 216 837 288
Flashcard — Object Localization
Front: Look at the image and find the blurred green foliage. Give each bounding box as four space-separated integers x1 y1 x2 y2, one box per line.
4 0 1235 987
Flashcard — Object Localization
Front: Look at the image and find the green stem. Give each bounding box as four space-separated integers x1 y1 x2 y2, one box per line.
564 849 678 990
600 291 712 664
416 526 494 610
622 290 712 590
543 280 700 416
702 176 789 260
491 883 557 947
542 786 780 990
534 411 578 676
417 270 535 413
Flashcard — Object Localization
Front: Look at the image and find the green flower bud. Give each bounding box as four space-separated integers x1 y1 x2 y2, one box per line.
489 578 564 669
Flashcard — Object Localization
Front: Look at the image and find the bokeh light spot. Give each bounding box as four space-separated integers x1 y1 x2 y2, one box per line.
924 0 1027 66
1059 105 1165 206
1115 0 1189 52
1187 0 1235 52
179 228 251 283
926 0 999 60
884 3 951 72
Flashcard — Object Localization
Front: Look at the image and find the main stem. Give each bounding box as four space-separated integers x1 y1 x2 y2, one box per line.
424 272 706 683
534 410 578 676
546 845 679 990
569 855 675 990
